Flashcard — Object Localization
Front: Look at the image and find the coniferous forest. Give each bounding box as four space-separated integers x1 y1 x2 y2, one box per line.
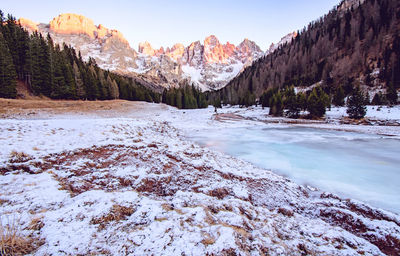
0 11 162 102
212 0 400 109
162 85 207 109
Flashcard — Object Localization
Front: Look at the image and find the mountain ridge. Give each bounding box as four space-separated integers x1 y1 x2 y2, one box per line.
19 14 267 91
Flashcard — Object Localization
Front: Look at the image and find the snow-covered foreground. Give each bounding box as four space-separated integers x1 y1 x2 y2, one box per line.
1 102 400 255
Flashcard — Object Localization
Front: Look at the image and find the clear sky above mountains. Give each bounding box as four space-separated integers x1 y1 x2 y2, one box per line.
3 0 340 51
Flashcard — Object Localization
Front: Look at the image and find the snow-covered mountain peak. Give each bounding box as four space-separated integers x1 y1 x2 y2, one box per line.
47 13 129 47
19 14 264 91
236 38 263 64
266 31 298 56
138 41 156 56
203 35 231 64
18 17 38 31
165 43 185 61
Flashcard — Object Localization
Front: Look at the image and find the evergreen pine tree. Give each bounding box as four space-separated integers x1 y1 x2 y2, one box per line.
84 66 99 100
72 62 85 99
144 91 153 102
284 86 300 118
346 86 367 119
50 45 68 99
333 85 345 106
260 88 276 108
0 32 17 98
175 89 183 109
307 87 329 118
107 76 119 99
386 82 398 105
38 34 52 96
296 92 307 111
61 60 76 99
195 86 207 108
213 98 222 109
269 92 283 116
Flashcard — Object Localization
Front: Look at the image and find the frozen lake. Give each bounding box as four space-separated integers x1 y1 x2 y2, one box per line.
190 125 400 214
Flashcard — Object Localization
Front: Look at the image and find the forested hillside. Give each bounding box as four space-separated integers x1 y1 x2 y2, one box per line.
213 0 400 105
0 12 161 103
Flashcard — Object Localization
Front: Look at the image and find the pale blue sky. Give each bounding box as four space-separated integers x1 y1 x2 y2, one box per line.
2 0 340 51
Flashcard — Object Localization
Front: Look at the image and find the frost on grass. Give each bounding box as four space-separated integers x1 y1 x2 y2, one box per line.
0 218 43 255
0 117 399 255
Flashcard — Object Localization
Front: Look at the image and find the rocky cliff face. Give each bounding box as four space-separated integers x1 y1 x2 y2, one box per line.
203 35 231 64
19 14 264 91
48 14 129 47
338 0 366 12
18 18 38 31
165 43 185 62
135 36 264 90
20 14 137 76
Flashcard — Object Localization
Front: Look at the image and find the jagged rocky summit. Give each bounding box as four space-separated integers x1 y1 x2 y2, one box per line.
19 14 290 91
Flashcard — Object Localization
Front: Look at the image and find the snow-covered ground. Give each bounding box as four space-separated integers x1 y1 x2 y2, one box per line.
1 102 400 255
211 105 400 137
214 105 400 123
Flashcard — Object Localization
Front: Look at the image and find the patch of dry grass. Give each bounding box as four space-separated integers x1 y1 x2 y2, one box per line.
9 151 32 164
90 205 135 230
155 217 168 222
0 98 152 119
0 220 38 255
201 232 216 246
0 199 10 206
27 216 44 231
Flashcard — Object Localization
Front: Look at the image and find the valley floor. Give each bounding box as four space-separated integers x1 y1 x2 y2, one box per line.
0 99 399 255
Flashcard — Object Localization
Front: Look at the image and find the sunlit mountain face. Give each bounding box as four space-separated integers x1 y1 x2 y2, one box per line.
19 14 267 91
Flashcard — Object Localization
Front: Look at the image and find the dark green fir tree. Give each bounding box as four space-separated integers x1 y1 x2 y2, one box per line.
332 85 345 106
0 32 17 98
346 86 367 119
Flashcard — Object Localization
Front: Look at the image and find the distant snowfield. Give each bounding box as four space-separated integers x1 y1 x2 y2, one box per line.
1 102 400 255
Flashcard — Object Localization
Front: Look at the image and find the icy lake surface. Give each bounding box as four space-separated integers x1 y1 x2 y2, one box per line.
190 126 400 213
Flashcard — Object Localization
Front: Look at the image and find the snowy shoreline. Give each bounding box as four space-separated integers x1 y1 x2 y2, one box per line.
210 105 400 138
1 101 400 255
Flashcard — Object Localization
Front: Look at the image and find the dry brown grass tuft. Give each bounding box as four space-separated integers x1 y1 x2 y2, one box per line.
161 203 173 211
0 199 10 206
201 233 216 246
155 217 168 222
209 188 229 200
90 204 135 230
0 220 38 255
277 207 294 217
27 216 44 231
9 151 33 164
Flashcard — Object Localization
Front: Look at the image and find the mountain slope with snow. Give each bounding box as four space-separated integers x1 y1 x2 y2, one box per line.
19 14 265 91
